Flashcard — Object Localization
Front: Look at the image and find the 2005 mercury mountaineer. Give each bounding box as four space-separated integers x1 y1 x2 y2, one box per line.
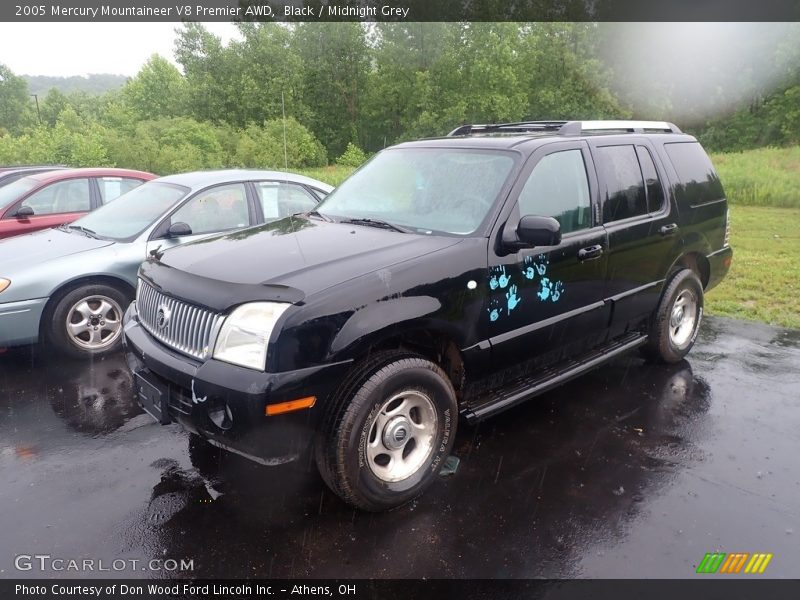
123 120 733 510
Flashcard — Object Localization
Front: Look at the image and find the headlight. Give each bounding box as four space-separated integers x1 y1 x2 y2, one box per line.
212 302 289 370
0 278 9 294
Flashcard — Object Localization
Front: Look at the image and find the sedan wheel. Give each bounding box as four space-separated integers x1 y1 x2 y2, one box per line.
66 295 124 350
49 284 130 358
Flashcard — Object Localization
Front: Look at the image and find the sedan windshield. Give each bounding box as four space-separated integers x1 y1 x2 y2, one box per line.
316 148 516 235
0 177 39 210
72 181 188 241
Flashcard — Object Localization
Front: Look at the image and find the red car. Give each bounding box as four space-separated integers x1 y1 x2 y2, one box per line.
0 168 155 240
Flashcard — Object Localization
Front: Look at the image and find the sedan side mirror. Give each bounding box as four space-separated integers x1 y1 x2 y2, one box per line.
166 222 192 237
15 205 34 218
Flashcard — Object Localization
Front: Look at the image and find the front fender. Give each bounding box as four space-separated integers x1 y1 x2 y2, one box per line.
329 295 442 354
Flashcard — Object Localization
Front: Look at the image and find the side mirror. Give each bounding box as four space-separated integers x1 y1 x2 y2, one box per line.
502 215 561 250
15 205 34 218
517 215 561 246
166 221 192 238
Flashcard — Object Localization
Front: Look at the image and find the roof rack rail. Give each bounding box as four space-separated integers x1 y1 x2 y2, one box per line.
558 120 682 135
448 120 682 137
447 121 568 136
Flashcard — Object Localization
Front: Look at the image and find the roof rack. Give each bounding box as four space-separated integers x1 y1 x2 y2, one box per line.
447 121 568 136
447 120 682 137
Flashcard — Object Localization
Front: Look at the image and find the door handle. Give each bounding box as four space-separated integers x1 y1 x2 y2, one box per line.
578 245 603 261
660 223 678 236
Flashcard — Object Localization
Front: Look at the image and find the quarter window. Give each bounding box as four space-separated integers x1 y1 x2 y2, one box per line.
518 149 591 234
635 146 665 212
596 145 647 223
170 183 249 235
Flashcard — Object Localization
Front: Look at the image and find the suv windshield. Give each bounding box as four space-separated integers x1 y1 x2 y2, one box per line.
71 181 188 241
317 148 515 235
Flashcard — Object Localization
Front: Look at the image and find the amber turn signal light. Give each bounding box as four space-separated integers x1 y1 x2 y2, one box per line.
265 396 316 416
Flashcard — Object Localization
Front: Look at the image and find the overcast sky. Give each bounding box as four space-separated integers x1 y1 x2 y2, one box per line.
0 22 240 77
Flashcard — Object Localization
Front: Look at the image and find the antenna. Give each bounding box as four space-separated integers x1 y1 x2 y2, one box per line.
281 90 289 173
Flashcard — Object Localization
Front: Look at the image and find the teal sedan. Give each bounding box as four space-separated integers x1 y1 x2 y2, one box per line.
0 169 332 357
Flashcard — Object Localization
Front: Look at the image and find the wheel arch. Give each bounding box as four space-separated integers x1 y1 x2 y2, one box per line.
39 275 136 337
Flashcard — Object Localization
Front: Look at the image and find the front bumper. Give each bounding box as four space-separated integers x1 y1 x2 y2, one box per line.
705 245 733 292
0 297 47 346
123 302 352 465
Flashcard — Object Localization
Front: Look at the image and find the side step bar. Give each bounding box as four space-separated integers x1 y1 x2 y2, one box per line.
462 333 648 423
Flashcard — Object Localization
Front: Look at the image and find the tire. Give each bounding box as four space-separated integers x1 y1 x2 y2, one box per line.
643 268 704 364
48 284 130 359
316 354 458 511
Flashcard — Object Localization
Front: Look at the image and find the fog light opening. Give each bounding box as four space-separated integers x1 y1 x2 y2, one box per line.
208 400 233 431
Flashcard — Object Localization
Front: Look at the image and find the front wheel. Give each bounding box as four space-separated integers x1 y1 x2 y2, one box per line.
316 356 458 511
48 284 129 358
643 268 704 363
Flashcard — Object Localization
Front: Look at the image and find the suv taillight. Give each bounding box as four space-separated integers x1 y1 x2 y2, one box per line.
723 209 731 247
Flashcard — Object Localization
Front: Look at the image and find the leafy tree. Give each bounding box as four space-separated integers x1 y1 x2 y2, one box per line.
234 117 327 169
293 23 370 155
0 63 34 134
122 54 187 120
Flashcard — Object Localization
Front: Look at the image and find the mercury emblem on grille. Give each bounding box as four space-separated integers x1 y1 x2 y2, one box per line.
156 305 172 330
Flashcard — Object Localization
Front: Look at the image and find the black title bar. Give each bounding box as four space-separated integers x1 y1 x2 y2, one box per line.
3 0 800 22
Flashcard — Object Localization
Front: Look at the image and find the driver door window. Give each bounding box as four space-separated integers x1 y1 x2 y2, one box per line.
21 178 91 215
517 149 591 234
169 183 249 235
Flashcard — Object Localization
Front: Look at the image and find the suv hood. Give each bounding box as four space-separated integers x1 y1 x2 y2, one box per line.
150 218 463 307
0 227 114 274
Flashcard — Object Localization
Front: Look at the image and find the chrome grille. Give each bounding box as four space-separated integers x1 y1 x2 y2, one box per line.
136 279 224 360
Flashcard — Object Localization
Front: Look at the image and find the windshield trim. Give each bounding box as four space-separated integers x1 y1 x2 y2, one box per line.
316 147 523 238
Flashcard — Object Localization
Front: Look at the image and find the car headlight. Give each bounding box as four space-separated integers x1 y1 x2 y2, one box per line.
212 302 289 370
0 278 9 294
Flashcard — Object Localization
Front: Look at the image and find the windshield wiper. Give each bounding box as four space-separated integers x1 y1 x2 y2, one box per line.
66 224 99 238
341 218 410 234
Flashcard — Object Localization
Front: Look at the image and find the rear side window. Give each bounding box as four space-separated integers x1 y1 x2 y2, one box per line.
98 177 144 204
256 182 317 220
664 142 724 206
595 145 647 223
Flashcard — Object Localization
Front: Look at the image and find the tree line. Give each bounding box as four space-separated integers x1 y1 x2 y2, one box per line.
1 22 799 174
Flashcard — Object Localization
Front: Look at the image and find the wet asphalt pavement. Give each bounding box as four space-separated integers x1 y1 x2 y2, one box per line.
0 316 798 580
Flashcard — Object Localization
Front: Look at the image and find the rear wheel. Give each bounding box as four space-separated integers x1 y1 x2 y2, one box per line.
48 284 129 358
316 355 458 511
643 268 704 363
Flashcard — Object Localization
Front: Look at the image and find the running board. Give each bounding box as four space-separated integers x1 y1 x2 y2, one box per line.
462 333 647 423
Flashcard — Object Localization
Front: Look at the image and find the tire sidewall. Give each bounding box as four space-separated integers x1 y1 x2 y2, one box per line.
661 271 704 360
49 284 129 358
343 364 456 509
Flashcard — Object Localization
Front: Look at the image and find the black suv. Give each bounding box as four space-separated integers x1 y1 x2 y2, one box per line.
123 120 732 511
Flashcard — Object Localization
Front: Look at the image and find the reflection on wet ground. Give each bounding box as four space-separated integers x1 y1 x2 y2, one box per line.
0 316 798 579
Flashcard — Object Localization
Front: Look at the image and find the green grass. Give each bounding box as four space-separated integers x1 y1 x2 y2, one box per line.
298 165 356 187
300 159 798 329
711 146 800 208
705 206 800 329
